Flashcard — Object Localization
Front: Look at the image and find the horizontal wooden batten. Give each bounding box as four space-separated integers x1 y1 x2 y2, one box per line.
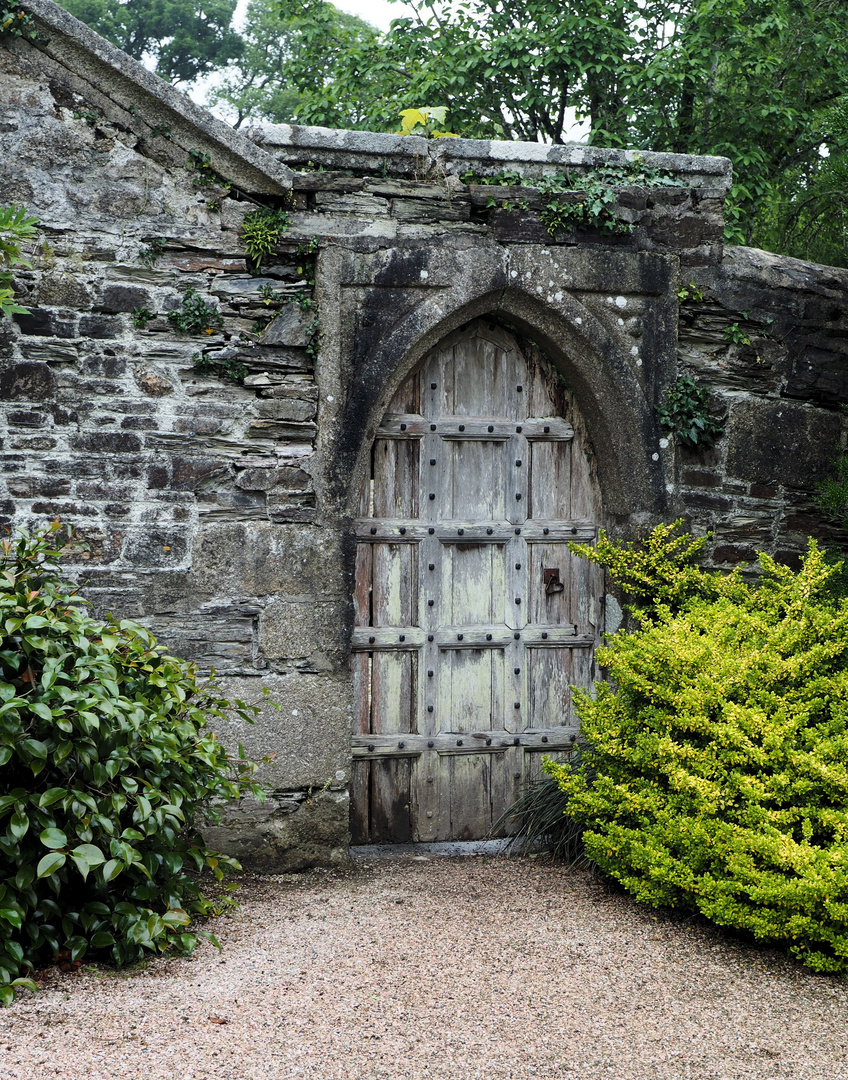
377 414 574 441
351 627 595 650
352 729 581 758
355 521 596 543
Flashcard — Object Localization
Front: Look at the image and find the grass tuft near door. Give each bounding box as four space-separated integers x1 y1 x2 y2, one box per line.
351 321 604 843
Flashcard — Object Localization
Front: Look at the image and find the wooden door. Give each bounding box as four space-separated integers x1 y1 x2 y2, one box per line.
350 321 604 844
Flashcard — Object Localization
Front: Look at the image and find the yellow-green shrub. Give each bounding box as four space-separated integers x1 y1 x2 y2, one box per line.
547 529 848 973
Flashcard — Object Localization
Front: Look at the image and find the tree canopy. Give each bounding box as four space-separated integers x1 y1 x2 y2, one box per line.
60 0 244 84
206 0 380 129
58 0 848 265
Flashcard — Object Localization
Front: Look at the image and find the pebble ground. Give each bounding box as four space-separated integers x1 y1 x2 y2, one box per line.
2 856 847 1080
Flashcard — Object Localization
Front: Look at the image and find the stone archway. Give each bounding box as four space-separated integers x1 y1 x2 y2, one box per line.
349 320 605 844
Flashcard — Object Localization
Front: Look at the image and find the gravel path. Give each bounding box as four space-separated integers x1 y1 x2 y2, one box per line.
2 855 848 1080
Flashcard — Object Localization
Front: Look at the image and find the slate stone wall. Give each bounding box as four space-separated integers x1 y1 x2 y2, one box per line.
1 3 846 869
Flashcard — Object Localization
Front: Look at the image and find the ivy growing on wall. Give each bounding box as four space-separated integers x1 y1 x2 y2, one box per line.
656 375 724 448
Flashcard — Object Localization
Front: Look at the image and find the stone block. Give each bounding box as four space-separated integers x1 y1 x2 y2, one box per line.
211 672 353 789
0 361 56 401
247 418 317 440
99 283 154 313
191 522 346 601
36 272 93 309
133 364 174 396
69 432 143 453
259 599 348 666
725 400 843 490
251 396 316 422
152 608 256 670
235 464 311 493
199 790 349 874
122 527 189 567
259 303 310 347
14 308 76 337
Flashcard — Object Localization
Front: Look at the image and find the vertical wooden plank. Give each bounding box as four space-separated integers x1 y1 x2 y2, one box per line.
528 542 573 627
350 760 371 844
570 644 596 704
370 757 412 843
448 753 492 840
351 653 371 735
491 745 523 836
444 543 505 625
411 754 440 842
388 370 420 414
353 543 372 627
444 648 502 733
569 404 602 523
449 441 506 521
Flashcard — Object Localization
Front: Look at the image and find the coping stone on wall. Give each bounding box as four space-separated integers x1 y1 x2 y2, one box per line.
254 123 733 189
18 0 293 195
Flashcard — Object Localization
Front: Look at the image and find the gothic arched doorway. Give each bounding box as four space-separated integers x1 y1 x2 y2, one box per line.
350 320 605 843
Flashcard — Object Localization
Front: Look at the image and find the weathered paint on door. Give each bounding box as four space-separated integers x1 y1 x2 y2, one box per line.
350 321 604 843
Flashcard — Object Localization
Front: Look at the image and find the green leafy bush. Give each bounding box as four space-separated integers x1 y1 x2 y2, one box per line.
0 524 267 1004
547 525 848 973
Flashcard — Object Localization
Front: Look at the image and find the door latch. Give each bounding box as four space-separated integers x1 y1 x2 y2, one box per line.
544 568 565 596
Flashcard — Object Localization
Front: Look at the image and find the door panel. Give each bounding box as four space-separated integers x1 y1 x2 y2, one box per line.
351 322 604 844
441 543 507 625
372 543 418 626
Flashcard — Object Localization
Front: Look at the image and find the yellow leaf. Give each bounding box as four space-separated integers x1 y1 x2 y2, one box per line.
399 108 427 134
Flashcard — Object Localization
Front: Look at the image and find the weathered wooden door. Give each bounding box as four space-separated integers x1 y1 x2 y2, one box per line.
350 321 604 843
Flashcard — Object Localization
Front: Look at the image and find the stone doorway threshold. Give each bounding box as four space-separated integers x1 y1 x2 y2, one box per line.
350 839 516 861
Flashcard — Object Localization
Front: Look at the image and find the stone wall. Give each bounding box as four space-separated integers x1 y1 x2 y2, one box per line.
1 0 846 869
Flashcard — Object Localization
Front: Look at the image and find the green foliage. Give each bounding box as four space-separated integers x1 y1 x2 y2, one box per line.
0 524 268 1003
547 529 848 973
240 207 290 270
187 150 231 191
139 238 166 268
59 0 244 85
815 452 848 532
0 204 38 320
0 2 34 37
396 106 457 139
723 321 752 346
539 175 626 236
468 160 685 235
656 374 724 448
207 0 380 128
460 169 524 187
569 519 717 618
167 287 223 336
677 281 704 303
191 351 248 384
73 108 102 126
131 308 155 329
